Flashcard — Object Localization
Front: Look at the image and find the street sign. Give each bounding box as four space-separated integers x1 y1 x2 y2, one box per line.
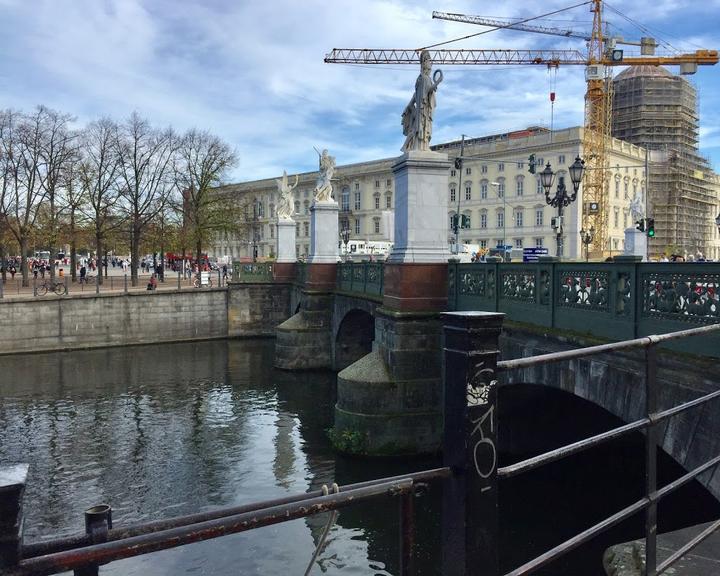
523 247 549 262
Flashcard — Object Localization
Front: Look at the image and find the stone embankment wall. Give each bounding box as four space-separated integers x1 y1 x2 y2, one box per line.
0 283 291 355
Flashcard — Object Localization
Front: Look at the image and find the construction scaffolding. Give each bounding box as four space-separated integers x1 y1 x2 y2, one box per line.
612 66 718 258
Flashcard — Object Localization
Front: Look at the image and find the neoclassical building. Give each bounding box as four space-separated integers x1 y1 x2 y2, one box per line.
213 126 720 261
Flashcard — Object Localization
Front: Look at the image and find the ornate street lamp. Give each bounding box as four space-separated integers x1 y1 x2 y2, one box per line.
339 220 351 260
579 226 596 262
541 156 585 258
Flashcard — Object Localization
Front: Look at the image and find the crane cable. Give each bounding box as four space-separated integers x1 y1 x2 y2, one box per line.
419 0 593 51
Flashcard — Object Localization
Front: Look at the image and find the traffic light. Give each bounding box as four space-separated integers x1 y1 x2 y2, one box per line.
646 218 655 238
454 157 463 170
451 214 459 232
461 214 471 229
528 153 536 174
635 219 646 232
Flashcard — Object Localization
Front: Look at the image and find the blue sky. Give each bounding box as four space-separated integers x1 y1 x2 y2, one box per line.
1 0 719 182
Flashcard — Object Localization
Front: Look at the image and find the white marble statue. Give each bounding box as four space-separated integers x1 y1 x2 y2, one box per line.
276 170 298 219
313 149 336 202
629 192 645 223
401 50 443 153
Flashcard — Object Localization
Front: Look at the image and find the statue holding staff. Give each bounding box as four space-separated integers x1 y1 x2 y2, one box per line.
276 170 298 219
401 50 443 152
313 148 336 202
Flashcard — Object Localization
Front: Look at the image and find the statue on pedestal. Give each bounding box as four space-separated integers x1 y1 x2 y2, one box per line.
401 50 443 152
313 148 336 202
276 170 298 219
629 193 645 223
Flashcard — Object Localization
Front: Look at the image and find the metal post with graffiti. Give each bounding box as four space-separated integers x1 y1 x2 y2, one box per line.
441 311 504 576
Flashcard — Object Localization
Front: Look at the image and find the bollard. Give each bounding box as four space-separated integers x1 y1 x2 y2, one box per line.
441 311 504 576
0 278 3 299
0 464 29 569
74 505 112 576
65 276 69 296
95 277 100 295
33 277 37 297
124 274 128 293
217 269 221 288
177 271 181 290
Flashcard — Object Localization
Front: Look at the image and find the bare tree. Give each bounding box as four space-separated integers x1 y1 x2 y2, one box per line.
115 113 176 286
175 128 239 266
0 108 49 286
79 118 121 285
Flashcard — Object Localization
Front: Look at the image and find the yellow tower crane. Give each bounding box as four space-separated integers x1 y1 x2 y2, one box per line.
325 0 718 257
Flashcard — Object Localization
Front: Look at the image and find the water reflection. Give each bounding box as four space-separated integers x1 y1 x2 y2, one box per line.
0 340 434 575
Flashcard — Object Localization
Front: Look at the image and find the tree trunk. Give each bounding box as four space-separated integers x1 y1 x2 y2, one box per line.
70 211 77 282
195 239 202 271
159 239 165 282
96 232 104 285
131 222 140 287
0 243 6 284
20 237 28 287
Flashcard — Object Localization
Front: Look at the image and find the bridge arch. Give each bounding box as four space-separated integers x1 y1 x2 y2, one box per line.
334 308 374 371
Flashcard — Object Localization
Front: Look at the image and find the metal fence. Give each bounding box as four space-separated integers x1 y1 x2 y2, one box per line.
448 261 720 357
232 262 274 283
336 262 384 298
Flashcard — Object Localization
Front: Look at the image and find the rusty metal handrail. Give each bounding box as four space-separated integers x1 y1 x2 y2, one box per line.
20 467 450 561
10 478 424 576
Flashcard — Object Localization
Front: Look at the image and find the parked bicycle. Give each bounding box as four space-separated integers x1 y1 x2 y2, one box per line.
79 274 96 285
192 273 213 288
36 279 67 296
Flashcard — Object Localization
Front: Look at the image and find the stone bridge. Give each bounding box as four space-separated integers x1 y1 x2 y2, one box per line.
259 258 720 503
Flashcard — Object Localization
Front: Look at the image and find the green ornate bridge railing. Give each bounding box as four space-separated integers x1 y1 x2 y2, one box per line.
233 262 274 283
448 261 720 358
336 262 384 299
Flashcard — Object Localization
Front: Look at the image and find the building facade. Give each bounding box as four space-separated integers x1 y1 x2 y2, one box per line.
213 126 666 261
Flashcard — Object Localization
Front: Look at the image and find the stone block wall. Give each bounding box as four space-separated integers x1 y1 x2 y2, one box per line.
227 283 291 337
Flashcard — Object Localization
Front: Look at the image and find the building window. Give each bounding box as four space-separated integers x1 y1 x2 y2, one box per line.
354 191 361 210
375 180 380 188
374 195 380 209
515 210 523 228
615 180 620 198
624 182 629 198
537 179 543 194
257 202 265 217
623 211 628 228
354 182 360 191
498 181 505 197
498 163 504 172
535 209 543 227
303 200 309 215
465 185 471 201
341 187 350 211
517 161 524 169
450 169 456 177
303 222 309 237
462 213 471 228
480 239 487 249
296 222 300 236
269 204 275 218
535 237 543 247
386 179 391 186
558 155 566 164
374 219 380 234
497 211 505 228
514 238 523 248
450 188 456 203
354 219 360 234
480 212 487 228
516 179 524 196
614 209 619 229
294 201 300 214
481 165 488 174
481 181 488 199
466 167 471 175
386 194 392 209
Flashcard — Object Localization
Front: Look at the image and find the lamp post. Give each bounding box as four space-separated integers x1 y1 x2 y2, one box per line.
579 226 596 262
339 220 350 261
540 156 585 258
490 181 505 259
453 135 467 255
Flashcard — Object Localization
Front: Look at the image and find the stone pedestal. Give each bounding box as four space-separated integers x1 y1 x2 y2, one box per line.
624 228 647 261
275 293 333 370
276 218 296 263
387 150 452 263
308 200 339 264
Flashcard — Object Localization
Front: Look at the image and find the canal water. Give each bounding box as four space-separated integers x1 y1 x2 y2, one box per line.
1 339 718 575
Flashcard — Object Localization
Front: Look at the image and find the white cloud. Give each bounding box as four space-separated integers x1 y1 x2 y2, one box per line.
1 0 719 180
